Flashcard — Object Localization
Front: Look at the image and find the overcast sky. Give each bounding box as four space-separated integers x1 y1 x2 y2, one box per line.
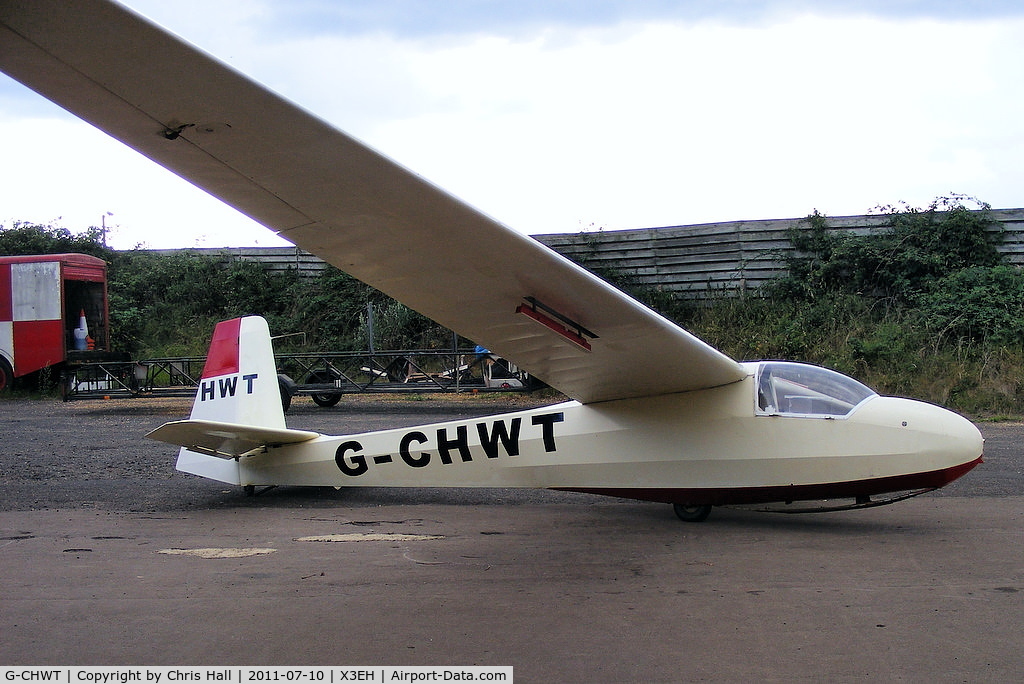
2 0 1023 249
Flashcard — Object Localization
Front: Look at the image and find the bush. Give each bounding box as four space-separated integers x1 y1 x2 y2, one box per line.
107 250 305 355
775 195 1001 302
914 266 1024 345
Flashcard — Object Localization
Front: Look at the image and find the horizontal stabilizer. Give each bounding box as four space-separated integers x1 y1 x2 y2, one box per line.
147 419 320 458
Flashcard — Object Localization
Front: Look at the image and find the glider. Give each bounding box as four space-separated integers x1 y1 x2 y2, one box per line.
0 0 982 520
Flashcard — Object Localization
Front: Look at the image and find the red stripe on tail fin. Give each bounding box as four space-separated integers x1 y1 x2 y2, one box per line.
201 317 241 378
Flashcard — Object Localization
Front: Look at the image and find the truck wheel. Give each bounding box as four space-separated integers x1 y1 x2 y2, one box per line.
0 358 12 395
0 357 13 393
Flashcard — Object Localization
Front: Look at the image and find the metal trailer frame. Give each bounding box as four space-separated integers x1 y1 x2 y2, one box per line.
61 349 535 402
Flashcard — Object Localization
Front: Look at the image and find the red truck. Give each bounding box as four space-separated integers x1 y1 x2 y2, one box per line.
0 253 112 392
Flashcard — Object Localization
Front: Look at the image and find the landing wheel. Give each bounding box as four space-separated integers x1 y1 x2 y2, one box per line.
673 503 712 522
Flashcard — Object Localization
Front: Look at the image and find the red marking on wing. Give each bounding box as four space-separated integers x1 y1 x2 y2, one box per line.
516 304 592 351
201 317 242 378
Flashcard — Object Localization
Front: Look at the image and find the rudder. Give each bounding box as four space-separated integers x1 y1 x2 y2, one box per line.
189 315 286 429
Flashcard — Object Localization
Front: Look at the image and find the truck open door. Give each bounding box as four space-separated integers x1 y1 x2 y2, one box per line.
0 253 111 391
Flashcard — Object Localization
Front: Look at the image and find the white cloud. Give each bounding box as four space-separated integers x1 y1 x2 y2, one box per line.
1 1 1021 248
0 116 275 248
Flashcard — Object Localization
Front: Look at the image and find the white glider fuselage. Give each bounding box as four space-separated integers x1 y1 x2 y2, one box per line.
176 365 982 507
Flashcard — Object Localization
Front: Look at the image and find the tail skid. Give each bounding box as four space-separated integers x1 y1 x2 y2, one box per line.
146 316 319 484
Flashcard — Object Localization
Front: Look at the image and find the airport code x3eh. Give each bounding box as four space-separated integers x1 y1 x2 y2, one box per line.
2 671 507 683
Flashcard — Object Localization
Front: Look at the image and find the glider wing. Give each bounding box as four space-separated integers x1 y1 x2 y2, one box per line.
0 0 747 403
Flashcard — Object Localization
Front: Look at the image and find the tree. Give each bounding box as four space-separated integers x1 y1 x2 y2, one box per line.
0 221 112 259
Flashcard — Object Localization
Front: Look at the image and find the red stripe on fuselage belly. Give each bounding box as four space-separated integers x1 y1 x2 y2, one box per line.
555 455 983 506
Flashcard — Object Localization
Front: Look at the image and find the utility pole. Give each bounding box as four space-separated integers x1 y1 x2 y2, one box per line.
100 211 113 246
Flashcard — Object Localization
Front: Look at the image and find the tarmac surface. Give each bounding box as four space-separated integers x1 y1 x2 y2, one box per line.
2 395 1022 681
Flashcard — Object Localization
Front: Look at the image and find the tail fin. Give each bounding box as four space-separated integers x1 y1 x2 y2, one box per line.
147 316 318 485
189 316 285 428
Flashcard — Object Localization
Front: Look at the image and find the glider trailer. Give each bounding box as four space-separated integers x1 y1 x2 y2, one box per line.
0 0 982 520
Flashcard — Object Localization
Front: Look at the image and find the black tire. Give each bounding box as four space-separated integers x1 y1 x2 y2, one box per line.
0 357 13 394
307 371 342 407
310 392 341 407
673 503 712 522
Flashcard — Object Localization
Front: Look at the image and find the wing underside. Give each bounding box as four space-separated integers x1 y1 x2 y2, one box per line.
0 0 747 403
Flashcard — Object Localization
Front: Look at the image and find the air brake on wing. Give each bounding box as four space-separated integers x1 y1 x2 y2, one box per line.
516 297 597 351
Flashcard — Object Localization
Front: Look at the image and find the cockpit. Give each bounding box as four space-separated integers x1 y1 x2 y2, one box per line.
754 361 877 418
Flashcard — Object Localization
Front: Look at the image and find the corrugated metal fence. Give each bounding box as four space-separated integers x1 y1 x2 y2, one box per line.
535 208 1024 299
152 208 1024 299
148 245 332 277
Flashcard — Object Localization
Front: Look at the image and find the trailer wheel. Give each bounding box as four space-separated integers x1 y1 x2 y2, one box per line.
311 393 341 408
307 371 342 407
0 357 13 394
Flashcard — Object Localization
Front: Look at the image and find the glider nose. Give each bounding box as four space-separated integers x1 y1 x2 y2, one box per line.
944 406 985 485
855 396 984 488
946 406 984 460
908 399 984 482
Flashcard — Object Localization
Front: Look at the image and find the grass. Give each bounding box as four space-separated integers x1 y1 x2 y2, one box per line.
676 293 1024 419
